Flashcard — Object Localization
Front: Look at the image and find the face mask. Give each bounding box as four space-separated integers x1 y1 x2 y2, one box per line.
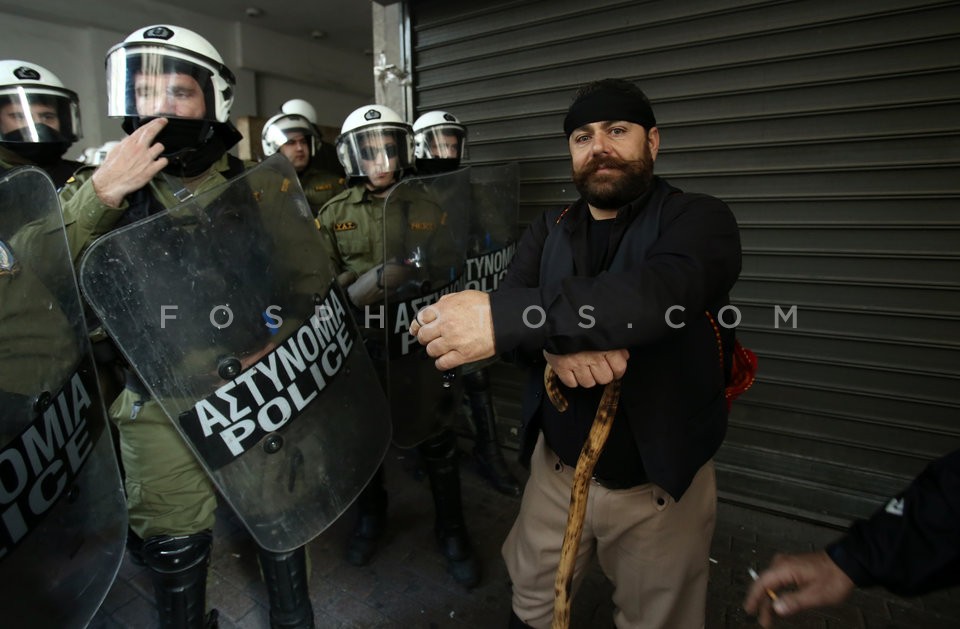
0 140 70 165
122 117 241 178
1 125 67 144
123 117 213 157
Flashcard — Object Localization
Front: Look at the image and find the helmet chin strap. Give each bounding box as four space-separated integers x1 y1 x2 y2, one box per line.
366 182 395 195
365 173 403 196
354 168 404 196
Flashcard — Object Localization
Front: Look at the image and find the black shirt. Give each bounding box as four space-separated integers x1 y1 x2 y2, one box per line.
540 211 647 487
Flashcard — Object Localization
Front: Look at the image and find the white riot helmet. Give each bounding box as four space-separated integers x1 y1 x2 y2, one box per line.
0 60 81 158
105 25 235 124
413 110 466 167
281 99 318 125
261 112 317 158
336 104 414 180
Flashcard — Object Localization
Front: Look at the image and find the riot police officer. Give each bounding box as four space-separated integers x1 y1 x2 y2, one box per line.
261 103 342 217
281 98 345 179
60 25 314 629
0 59 82 186
412 110 522 497
317 104 480 588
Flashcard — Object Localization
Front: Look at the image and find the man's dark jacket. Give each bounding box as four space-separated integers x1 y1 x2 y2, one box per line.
490 176 742 500
827 449 960 597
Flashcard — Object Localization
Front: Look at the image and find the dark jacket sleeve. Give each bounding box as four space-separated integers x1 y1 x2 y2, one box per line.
826 449 960 597
490 194 741 355
491 211 550 361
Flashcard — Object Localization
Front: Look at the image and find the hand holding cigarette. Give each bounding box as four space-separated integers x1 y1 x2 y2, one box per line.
748 567 778 601
743 551 856 628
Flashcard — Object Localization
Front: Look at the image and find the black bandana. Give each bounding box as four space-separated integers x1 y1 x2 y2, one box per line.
563 84 657 137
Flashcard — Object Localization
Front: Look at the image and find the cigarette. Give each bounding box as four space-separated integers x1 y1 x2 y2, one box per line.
748 568 779 601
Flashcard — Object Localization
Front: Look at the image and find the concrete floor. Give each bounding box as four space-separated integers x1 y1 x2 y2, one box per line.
89 444 960 628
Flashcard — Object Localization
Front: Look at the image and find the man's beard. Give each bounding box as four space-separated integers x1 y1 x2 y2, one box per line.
572 150 654 210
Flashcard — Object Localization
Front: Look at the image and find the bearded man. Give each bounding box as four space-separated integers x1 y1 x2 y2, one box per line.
409 78 743 629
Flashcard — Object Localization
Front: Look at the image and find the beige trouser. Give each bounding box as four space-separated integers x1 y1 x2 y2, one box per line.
502 435 716 629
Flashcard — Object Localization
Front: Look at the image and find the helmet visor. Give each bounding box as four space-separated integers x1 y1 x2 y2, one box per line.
0 87 81 143
106 46 218 123
415 125 466 160
262 115 316 157
337 124 414 179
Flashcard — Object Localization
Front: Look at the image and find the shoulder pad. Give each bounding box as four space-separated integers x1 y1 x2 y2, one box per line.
63 164 96 186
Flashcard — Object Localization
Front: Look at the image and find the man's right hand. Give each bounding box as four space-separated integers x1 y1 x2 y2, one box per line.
91 117 170 208
743 551 856 628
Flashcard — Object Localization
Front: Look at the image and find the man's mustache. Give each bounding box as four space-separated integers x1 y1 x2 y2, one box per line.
582 156 644 176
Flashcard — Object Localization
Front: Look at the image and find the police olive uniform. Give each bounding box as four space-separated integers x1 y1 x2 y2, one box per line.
316 180 479 587
298 164 343 218
60 155 244 539
0 230 77 401
317 181 452 284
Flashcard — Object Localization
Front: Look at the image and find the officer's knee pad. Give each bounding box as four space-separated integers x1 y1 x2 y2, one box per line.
142 530 213 574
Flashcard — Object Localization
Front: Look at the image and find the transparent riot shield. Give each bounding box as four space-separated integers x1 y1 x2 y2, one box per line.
465 162 519 293
466 161 519 333
79 155 391 552
365 168 471 447
0 166 126 628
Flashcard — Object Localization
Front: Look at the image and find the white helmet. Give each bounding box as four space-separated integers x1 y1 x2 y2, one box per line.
281 99 318 125
105 25 235 124
413 110 466 165
0 59 81 145
82 140 120 166
336 104 414 179
261 112 317 157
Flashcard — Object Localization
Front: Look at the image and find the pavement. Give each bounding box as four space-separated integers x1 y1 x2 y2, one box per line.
89 441 960 629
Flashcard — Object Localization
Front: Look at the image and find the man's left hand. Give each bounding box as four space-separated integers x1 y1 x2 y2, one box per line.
410 290 495 370
545 349 630 388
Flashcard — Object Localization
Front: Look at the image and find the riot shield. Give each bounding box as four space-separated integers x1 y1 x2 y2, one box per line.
78 155 391 552
465 162 519 294
0 166 126 628
367 168 471 447
458 162 521 374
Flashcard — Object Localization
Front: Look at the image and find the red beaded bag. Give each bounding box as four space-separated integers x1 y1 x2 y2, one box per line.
705 311 758 411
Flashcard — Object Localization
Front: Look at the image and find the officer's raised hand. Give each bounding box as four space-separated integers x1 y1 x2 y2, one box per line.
91 117 169 208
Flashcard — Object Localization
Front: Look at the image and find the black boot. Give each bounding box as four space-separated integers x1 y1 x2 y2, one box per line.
257 546 315 629
464 369 521 497
345 465 387 567
420 430 481 588
142 531 218 629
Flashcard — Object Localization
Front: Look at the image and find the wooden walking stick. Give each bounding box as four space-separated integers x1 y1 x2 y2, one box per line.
545 364 623 629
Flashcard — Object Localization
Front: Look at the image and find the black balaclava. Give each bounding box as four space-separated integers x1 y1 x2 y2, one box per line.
415 158 460 176
123 116 241 178
1 125 71 165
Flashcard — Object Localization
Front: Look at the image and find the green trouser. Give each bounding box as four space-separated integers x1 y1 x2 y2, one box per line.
110 388 217 538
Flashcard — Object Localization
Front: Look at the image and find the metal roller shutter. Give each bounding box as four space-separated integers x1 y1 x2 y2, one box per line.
407 0 960 525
